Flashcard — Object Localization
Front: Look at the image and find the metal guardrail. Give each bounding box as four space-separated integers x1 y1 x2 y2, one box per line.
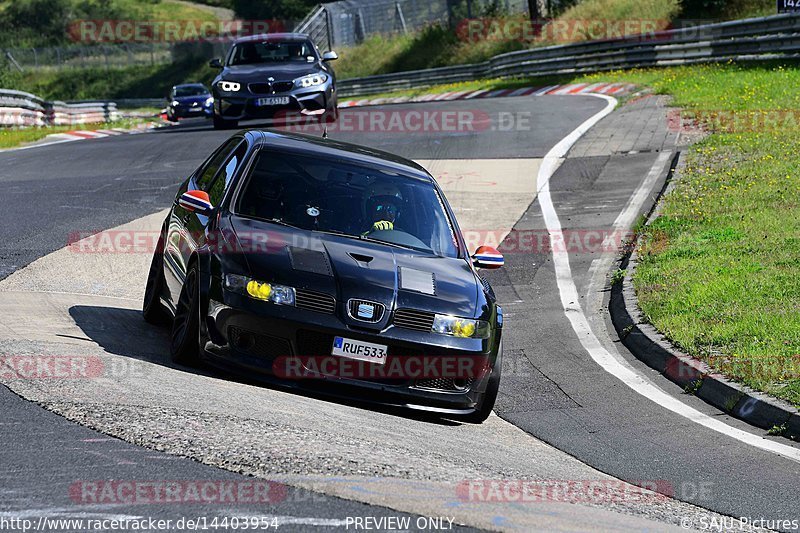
0 89 119 127
337 12 800 97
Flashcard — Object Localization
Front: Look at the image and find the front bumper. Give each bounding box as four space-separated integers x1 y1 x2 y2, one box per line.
201 289 499 413
170 105 213 118
213 83 335 121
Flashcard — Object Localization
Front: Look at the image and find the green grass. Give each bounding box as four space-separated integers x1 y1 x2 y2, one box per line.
576 63 800 407
0 116 156 149
334 25 525 80
548 0 680 42
2 58 217 100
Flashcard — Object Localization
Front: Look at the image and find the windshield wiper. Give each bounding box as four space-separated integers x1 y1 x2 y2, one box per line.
358 234 422 253
263 218 301 229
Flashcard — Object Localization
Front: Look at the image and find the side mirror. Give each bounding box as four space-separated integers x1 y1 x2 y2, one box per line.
471 246 504 269
209 58 223 69
322 51 338 61
178 190 214 215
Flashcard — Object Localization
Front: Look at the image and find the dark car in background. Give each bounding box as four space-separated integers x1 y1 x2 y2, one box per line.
208 33 338 129
166 83 213 122
142 130 505 422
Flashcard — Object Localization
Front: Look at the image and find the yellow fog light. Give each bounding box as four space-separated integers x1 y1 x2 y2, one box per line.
432 315 490 339
226 274 296 306
247 280 272 301
454 320 476 338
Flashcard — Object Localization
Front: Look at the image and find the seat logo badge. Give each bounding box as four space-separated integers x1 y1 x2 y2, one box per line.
357 303 374 319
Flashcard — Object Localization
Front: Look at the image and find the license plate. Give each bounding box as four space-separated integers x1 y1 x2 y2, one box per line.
256 96 290 106
332 337 388 365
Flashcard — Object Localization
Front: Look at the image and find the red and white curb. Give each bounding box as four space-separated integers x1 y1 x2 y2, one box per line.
1 123 162 152
48 126 151 142
338 83 635 108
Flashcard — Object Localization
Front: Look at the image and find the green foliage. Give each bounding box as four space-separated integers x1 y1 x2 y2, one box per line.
681 0 774 19
0 0 219 47
10 57 217 100
231 0 317 20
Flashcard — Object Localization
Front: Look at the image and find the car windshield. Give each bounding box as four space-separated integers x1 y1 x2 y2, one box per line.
174 86 208 97
228 41 316 65
235 149 460 258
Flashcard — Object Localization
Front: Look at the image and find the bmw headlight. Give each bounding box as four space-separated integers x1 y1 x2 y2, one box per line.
171 100 180 107
224 274 295 306
295 73 328 88
204 96 214 106
217 80 241 92
432 315 490 339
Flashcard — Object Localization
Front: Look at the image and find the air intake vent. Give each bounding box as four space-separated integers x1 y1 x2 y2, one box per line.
295 289 335 314
415 377 474 392
229 326 292 358
248 83 271 94
393 308 435 332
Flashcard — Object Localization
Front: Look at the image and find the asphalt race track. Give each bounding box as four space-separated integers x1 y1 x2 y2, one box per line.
1 95 799 532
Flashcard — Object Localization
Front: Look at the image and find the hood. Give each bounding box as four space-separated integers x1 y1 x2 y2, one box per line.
221 62 323 83
228 216 479 329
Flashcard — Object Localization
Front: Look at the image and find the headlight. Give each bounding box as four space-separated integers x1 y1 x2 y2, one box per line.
204 96 214 106
432 315 490 339
171 100 180 107
217 80 241 92
295 73 328 88
224 274 295 306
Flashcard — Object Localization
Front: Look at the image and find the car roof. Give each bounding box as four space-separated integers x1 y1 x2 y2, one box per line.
245 130 433 182
173 83 207 89
232 33 311 45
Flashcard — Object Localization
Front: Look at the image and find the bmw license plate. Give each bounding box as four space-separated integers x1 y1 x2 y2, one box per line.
255 96 290 106
332 337 388 365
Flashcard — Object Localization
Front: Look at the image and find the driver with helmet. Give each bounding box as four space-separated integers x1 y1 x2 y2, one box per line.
362 182 403 235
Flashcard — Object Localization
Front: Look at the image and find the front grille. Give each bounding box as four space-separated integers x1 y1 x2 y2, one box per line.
248 83 271 94
229 326 291 358
415 377 474 392
393 308 435 332
347 299 385 323
295 289 335 314
273 81 294 92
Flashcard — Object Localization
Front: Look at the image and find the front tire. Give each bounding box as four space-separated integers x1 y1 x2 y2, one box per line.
170 265 201 366
142 233 171 326
461 341 502 424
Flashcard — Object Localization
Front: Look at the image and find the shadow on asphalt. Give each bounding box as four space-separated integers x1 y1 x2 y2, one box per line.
152 117 331 137
69 304 463 427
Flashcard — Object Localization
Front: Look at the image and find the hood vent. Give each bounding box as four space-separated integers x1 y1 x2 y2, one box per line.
399 267 435 295
289 247 332 276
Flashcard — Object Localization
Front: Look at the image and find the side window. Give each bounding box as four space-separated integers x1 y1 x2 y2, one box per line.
207 141 248 206
194 138 241 191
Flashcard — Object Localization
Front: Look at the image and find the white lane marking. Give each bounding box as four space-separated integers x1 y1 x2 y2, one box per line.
537 94 800 463
0 509 141 520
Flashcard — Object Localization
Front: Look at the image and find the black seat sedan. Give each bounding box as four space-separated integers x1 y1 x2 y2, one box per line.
209 33 338 129
143 130 504 422
166 83 213 122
